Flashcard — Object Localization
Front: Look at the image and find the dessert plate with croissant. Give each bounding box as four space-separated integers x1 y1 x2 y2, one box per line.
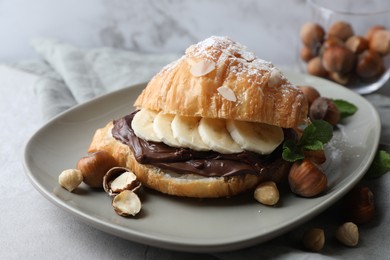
24 36 380 252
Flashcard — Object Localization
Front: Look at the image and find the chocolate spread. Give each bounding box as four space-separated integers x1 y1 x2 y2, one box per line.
111 111 292 179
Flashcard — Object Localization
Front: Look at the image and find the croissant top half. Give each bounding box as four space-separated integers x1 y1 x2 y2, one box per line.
134 36 308 128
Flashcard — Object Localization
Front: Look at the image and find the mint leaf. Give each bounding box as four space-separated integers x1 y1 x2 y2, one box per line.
365 150 390 179
333 99 358 119
282 120 333 162
300 120 333 146
303 140 325 151
282 139 304 162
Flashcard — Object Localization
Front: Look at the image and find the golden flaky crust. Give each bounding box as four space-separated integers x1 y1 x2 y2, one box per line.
88 122 262 198
134 36 308 128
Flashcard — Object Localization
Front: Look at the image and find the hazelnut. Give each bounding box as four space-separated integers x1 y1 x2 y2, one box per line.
322 36 345 50
300 22 325 49
345 35 369 54
369 30 390 56
356 50 384 79
299 86 321 107
343 186 375 224
254 181 279 206
303 149 326 165
302 228 325 252
76 150 117 188
328 72 351 86
103 167 141 196
300 46 316 62
336 222 359 247
299 85 321 107
307 56 328 77
288 159 327 197
58 169 83 192
112 190 142 217
365 25 386 42
322 45 355 74
328 21 354 41
309 97 340 126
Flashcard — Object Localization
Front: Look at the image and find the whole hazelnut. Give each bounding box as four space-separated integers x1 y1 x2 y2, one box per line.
299 85 321 107
328 72 351 86
300 22 325 49
288 159 327 197
336 222 359 247
343 186 375 224
303 149 326 165
365 25 386 42
307 56 328 77
322 35 345 49
300 46 316 62
77 150 118 188
369 29 390 56
322 45 355 74
345 35 369 54
302 228 325 252
356 50 384 79
328 21 354 41
309 97 340 126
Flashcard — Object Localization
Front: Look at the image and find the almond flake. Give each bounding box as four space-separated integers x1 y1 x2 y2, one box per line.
240 51 256 62
217 86 237 102
190 60 216 77
268 68 282 87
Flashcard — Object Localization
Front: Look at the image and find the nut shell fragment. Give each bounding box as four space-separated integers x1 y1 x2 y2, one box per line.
103 167 141 196
112 190 142 217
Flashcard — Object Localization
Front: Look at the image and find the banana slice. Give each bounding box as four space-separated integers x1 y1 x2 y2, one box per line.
198 118 243 154
226 120 284 154
171 115 209 151
131 109 160 142
153 112 181 147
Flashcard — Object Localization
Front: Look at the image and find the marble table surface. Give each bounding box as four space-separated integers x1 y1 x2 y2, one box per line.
1 0 390 259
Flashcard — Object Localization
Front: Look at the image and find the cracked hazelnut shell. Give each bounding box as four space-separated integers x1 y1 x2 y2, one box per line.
103 167 141 196
112 190 142 217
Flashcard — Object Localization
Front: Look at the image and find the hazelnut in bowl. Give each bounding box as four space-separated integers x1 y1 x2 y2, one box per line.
299 0 390 94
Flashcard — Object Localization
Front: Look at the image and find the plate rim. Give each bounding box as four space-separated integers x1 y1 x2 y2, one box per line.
23 71 381 253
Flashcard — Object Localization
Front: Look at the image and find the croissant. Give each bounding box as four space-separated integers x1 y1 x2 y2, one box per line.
88 36 308 198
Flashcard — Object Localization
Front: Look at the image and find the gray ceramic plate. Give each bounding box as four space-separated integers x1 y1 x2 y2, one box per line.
23 71 380 253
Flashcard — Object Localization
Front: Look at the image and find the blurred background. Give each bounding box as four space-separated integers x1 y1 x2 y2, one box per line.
0 0 308 67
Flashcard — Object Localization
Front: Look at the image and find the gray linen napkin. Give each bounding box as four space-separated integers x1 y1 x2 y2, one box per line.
15 38 180 120
14 38 390 259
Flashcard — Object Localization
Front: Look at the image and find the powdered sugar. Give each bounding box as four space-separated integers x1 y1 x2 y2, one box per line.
161 36 295 94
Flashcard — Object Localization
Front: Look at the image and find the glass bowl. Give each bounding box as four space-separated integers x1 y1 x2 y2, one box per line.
299 0 390 94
